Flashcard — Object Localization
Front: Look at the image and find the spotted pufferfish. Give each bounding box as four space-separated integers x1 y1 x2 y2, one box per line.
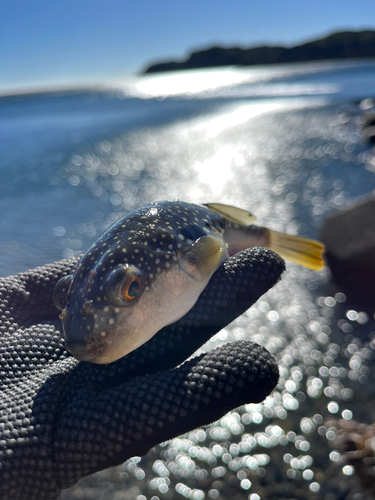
53 201 324 364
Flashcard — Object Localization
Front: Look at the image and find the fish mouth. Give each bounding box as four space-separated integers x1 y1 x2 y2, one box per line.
64 330 115 363
64 338 101 362
61 309 117 363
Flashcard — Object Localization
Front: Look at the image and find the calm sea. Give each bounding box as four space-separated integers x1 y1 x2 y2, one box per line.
1 59 375 498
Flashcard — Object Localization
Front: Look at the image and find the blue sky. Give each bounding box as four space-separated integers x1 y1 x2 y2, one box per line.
1 0 374 93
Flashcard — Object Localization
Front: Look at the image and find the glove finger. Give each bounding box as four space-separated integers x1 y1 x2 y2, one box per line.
75 247 284 383
151 247 285 369
1 248 283 379
54 340 279 489
1 257 80 324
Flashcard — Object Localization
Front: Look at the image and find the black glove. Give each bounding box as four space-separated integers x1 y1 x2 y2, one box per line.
0 248 284 500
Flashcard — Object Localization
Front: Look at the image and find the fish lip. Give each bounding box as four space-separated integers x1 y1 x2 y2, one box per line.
64 340 100 362
64 329 115 362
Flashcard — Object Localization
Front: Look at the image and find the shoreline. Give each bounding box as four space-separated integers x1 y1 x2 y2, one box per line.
1 57 375 101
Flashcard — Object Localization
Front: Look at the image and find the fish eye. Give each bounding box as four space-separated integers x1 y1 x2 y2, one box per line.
124 276 142 301
106 265 143 306
53 274 73 311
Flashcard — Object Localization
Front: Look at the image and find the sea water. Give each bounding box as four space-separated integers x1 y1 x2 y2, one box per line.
1 59 375 498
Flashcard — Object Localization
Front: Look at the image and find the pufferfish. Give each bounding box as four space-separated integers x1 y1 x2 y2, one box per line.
53 201 324 364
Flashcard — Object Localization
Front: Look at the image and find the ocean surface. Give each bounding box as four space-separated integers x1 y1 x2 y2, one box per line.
1 59 375 499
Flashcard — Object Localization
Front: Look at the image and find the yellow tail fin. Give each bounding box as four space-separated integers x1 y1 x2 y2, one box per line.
268 229 325 271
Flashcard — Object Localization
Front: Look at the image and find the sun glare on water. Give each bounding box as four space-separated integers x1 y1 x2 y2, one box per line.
132 68 258 98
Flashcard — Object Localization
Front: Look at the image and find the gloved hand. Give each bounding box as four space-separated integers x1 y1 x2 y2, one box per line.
0 248 284 500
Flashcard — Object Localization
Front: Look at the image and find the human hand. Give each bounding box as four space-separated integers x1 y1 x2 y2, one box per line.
0 248 284 499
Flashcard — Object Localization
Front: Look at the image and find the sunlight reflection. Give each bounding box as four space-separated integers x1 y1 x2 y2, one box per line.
134 68 253 97
112 63 344 100
192 146 241 190
192 98 327 139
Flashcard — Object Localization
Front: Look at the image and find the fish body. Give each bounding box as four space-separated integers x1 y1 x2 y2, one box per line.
54 201 324 364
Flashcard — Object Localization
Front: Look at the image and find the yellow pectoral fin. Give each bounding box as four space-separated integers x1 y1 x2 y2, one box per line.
179 235 227 279
205 203 257 225
205 202 324 270
268 229 325 271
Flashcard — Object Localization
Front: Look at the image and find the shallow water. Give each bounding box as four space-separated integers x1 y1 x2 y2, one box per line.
1 60 375 499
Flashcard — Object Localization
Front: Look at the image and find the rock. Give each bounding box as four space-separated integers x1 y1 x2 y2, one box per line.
363 114 375 127
363 113 375 144
364 127 375 144
319 197 375 302
359 98 375 111
326 418 375 497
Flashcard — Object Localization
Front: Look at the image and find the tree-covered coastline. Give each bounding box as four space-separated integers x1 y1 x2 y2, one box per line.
143 30 375 74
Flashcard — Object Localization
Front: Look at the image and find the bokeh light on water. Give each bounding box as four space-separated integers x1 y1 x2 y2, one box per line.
1 62 375 498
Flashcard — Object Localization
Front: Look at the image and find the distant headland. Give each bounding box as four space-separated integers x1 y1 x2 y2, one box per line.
142 30 375 74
